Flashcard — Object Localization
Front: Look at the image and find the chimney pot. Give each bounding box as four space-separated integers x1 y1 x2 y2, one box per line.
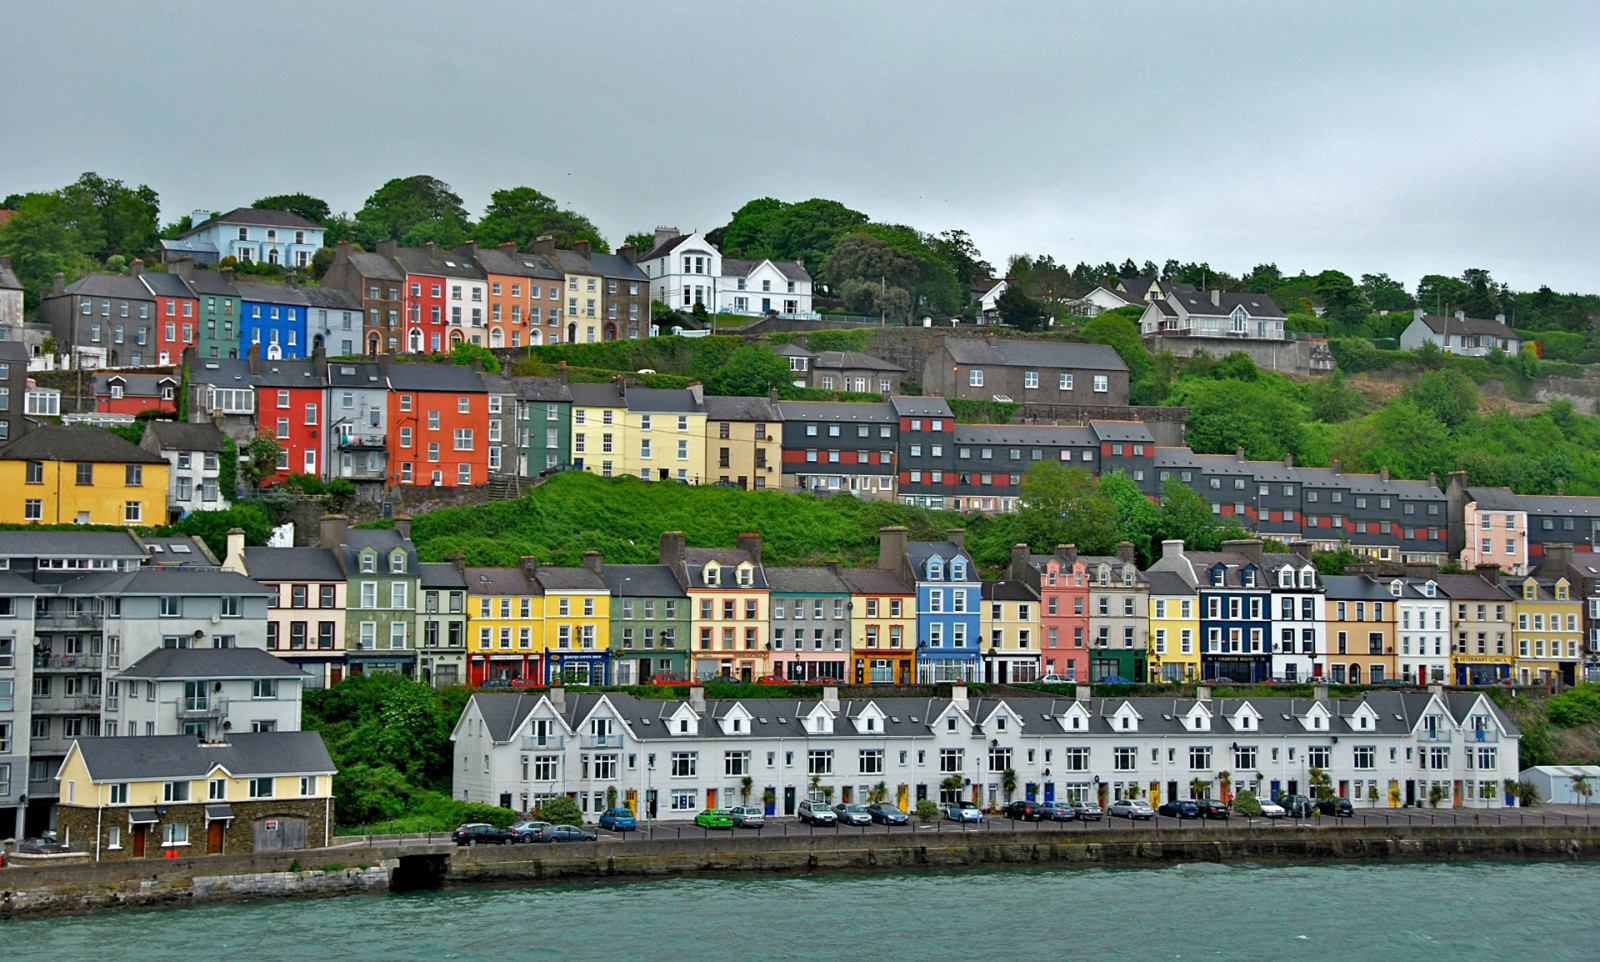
735 532 762 565
572 239 592 260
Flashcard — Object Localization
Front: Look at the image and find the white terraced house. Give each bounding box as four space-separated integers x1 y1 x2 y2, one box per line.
450 684 1520 821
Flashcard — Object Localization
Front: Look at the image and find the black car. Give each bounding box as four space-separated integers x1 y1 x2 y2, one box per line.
1002 800 1045 821
453 822 515 846
540 824 599 842
1276 794 1314 817
1196 799 1230 820
1317 797 1354 817
1158 800 1200 819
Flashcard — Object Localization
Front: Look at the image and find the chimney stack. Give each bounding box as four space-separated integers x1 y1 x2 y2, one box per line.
129 258 144 278
1235 445 1245 460
1009 544 1031 580
653 227 680 249
825 559 843 578
735 532 762 565
376 239 398 258
520 555 539 579
285 272 298 290
220 267 235 286
658 530 686 566
1475 563 1502 585
619 244 637 266
877 526 908 570
1284 453 1293 468
1331 460 1342 475
1224 538 1265 567
52 273 65 296
689 684 706 714
549 684 565 714
557 360 568 385
318 514 349 549
1455 310 1466 321
1161 539 1184 561
1540 543 1575 577
572 239 592 260
498 241 517 255
946 528 966 550
583 550 603 577
456 241 477 260
1314 684 1330 706
822 686 840 712
533 235 556 256
1196 685 1212 704
950 684 969 709
223 527 247 572
1210 288 1221 307
1380 466 1390 481
394 515 412 540
1075 684 1092 706
424 241 437 258
1115 540 1136 564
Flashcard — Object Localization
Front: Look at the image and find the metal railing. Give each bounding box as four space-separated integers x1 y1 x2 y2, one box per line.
34 610 103 629
581 734 625 750
178 696 228 720
521 734 566 751
33 653 103 671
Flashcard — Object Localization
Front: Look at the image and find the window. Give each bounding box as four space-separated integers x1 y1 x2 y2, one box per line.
670 751 697 777
162 823 190 846
163 780 191 802
1113 747 1137 771
249 777 275 798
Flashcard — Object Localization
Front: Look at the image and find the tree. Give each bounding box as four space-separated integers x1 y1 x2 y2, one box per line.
1016 462 1117 554
163 504 273 558
0 192 97 306
59 172 160 260
928 229 993 289
475 186 607 252
623 231 657 252
1001 768 1018 803
1313 270 1370 328
1080 313 1150 381
533 794 584 827
1404 369 1477 428
915 799 942 821
1100 472 1160 564
1232 789 1263 817
252 193 333 225
1571 774 1592 809
995 284 1047 331
447 341 501 371
355 175 472 249
1177 378 1309 461
703 345 791 397
1306 370 1365 423
717 196 868 267
1155 478 1247 553
1359 272 1412 313
245 432 282 487
1416 274 1471 316
825 233 920 294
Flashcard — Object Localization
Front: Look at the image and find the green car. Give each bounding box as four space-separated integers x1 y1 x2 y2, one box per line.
694 808 735 829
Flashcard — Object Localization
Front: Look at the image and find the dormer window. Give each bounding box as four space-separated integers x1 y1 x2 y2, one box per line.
1211 568 1224 587
1122 568 1133 587
1300 568 1314 589
1098 567 1110 586
1524 582 1536 600
360 551 376 574
737 564 753 587
705 564 720 586
866 717 876 731
1280 570 1293 588
950 560 966 581
1424 582 1436 598
928 559 944 581
1389 580 1403 597
995 716 1007 732
1243 569 1255 588
390 550 406 573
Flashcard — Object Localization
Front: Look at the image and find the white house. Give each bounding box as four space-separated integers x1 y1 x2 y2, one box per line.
108 647 306 741
1390 578 1451 685
140 421 231 522
450 684 1520 820
1399 309 1521 356
1140 288 1287 340
639 229 815 319
1268 556 1325 683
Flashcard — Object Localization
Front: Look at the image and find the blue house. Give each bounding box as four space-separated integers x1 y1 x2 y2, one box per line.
897 530 981 683
163 208 327 269
236 280 311 359
1149 540 1272 683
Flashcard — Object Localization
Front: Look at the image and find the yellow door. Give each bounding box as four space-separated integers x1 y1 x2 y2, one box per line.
897 784 909 811
625 789 637 813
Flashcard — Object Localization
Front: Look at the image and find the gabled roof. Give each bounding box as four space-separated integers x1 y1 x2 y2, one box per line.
465 565 541 597
1413 312 1517 339
419 561 466 590
941 337 1128 373
566 382 626 407
703 394 780 421
182 269 241 297
512 376 572 403
721 257 810 282
1321 575 1395 601
981 579 1038 602
1465 486 1523 511
392 246 485 281
117 646 306 680
300 287 363 311
812 351 904 373
600 564 687 599
683 547 767 589
473 247 564 280
776 400 896 422
93 372 178 396
837 567 912 595
70 732 335 782
188 208 323 233
386 363 486 393
0 258 22 291
138 272 195 299
345 250 406 281
765 566 850 595
1168 290 1287 319
243 546 346 582
588 252 648 281
143 421 227 453
0 425 165 464
625 386 703 414
535 567 607 592
52 274 154 300
638 232 700 261
888 396 954 418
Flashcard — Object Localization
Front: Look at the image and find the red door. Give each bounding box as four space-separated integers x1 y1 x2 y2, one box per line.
132 826 147 858
207 822 224 854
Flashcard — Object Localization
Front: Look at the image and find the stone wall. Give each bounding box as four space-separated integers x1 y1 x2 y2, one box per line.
1144 334 1334 377
53 799 331 862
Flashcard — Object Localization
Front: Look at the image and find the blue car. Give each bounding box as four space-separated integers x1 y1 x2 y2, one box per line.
943 801 983 823
598 807 637 831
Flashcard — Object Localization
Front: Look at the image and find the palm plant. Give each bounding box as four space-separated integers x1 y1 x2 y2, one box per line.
1572 774 1593 809
740 775 753 804
1002 768 1019 803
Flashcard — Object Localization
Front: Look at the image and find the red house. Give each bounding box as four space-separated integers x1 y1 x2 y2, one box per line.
140 271 200 366
1019 545 1090 682
385 360 488 486
93 372 179 416
254 355 329 484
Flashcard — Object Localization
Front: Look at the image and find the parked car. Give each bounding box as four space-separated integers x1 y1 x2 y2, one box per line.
1002 800 1046 821
598 808 637 831
1196 799 1231 820
1100 676 1135 684
694 808 735 829
1256 800 1287 819
14 834 68 854
506 820 552 842
1108 798 1156 820
478 678 510 688
649 674 690 686
1038 673 1076 684
510 677 543 688
1275 793 1315 818
797 799 838 826
1317 797 1354 817
833 803 873 826
866 802 909 825
755 675 792 685
944 802 983 823
1071 801 1103 821
727 805 766 827
541 824 598 843
1158 800 1200 819
1038 801 1078 821
453 823 514 846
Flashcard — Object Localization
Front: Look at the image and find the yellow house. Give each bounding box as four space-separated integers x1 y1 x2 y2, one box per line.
626 386 707 484
550 247 606 345
1512 575 1582 685
670 534 770 681
568 381 629 479
1146 571 1200 683
703 393 782 491
536 555 612 684
52 732 336 860
839 567 916 684
465 561 544 686
0 425 169 526
980 579 1042 683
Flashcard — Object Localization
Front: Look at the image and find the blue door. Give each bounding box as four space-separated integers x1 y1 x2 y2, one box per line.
1025 783 1037 801
764 787 776 816
1043 782 1055 802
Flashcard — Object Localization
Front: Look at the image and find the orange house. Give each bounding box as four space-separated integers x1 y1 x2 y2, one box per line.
476 243 566 349
385 361 489 486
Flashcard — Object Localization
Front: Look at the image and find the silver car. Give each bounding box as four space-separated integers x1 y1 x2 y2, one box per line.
1108 798 1155 820
833 803 873 826
727 805 766 827
797 799 837 825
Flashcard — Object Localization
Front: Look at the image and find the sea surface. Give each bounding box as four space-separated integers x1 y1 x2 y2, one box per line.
9 860 1599 961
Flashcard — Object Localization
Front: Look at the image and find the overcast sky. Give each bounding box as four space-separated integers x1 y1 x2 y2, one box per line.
8 0 1597 292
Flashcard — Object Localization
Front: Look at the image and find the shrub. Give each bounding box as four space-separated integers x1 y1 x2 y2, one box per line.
915 799 941 822
533 794 584 827
1231 789 1263 817
1547 684 1600 727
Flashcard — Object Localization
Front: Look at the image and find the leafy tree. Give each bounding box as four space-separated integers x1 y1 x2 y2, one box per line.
703 344 791 396
163 504 273 558
355 175 472 249
475 186 607 252
0 192 98 306
447 341 501 371
825 233 919 294
1241 263 1283 293
928 229 993 289
1213 351 1259 382
915 799 942 821
624 231 657 252
1460 268 1501 319
1404 368 1477 428
59 171 160 260
1416 274 1472 316
1176 378 1309 461
1156 478 1248 552
1232 789 1264 817
995 285 1047 331
1312 270 1370 328
159 214 194 240
252 193 333 225
717 196 867 267
1305 371 1365 423
1100 472 1160 564
1359 272 1412 313
310 246 336 281
245 432 282 487
1016 462 1117 554
533 794 584 826
1080 313 1150 381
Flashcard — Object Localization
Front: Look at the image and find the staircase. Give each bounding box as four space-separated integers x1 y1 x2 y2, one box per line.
484 473 524 501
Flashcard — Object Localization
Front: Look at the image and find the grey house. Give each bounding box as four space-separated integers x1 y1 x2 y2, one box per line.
922 334 1129 406
766 565 852 682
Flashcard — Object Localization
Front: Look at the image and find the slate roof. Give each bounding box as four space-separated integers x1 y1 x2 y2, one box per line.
58 567 271 597
1513 495 1600 517
1144 570 1196 596
513 376 572 403
0 258 23 291
117 646 306 680
941 338 1128 373
346 251 406 281
189 208 323 233
600 564 687 599
326 361 385 388
54 275 154 300
465 565 541 597
1466 486 1524 511
71 732 336 781
1169 290 1287 319
982 579 1038 602
385 363 486 392
813 351 903 373
535 567 607 592
771 343 815 359
905 540 975 576
183 269 241 297
1090 420 1154 444
682 547 767 589
1414 313 1517 339
392 246 485 280
951 423 1095 446
1432 573 1515 601
703 395 780 421
139 272 195 299
837 567 912 595
765 566 850 595
474 247 564 280
243 546 346 582
252 359 321 388
721 257 811 282
567 382 626 407
638 233 699 261
144 421 227 452
589 251 648 282
1321 575 1395 601
420 561 467 590
0 529 145 558
0 425 166 463
300 287 363 311
776 400 896 422
93 372 177 397
625 386 703 414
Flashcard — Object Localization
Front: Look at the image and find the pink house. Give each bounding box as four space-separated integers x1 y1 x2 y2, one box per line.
1460 487 1528 574
1009 544 1090 681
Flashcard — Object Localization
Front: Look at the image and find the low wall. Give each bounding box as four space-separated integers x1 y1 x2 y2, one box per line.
1145 335 1334 376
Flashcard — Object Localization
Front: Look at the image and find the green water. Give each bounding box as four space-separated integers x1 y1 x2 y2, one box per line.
9 861 1598 960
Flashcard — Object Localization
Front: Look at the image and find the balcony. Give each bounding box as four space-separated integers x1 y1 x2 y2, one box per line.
1417 729 1452 742
581 733 626 750
336 432 388 451
33 652 103 672
178 696 228 720
35 696 102 714
28 778 58 799
1467 729 1499 743
35 610 103 630
521 734 566 751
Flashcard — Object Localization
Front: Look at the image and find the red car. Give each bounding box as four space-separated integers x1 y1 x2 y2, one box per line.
756 675 793 685
650 674 690 686
510 677 544 688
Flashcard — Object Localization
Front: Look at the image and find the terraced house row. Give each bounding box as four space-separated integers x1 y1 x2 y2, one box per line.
450 684 1522 821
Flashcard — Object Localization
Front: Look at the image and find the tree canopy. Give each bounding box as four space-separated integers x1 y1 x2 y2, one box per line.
475 186 607 252
354 174 473 248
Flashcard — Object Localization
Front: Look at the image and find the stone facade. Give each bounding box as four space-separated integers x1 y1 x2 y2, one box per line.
55 797 331 861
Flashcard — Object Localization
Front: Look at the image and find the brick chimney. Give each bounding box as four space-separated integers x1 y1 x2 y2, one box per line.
947 528 966 550
498 241 518 256
318 514 348 549
456 241 477 260
619 244 637 266
878 526 908 570
533 235 556 256
520 555 539 579
1224 538 1265 567
394 515 412 540
1475 563 1501 585
557 360 568 385
659 530 686 566
129 258 144 278
572 240 592 260
376 239 398 258
735 533 762 565
1115 540 1136 564
654 227 680 249
583 550 603 577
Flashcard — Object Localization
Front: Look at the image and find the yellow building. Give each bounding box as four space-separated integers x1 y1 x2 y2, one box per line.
537 554 612 684
840 567 916 684
53 732 336 860
464 561 544 686
1146 571 1200 683
668 534 770 681
626 385 707 484
981 579 1041 683
703 394 782 491
1512 575 1582 685
569 381 629 479
0 425 169 526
